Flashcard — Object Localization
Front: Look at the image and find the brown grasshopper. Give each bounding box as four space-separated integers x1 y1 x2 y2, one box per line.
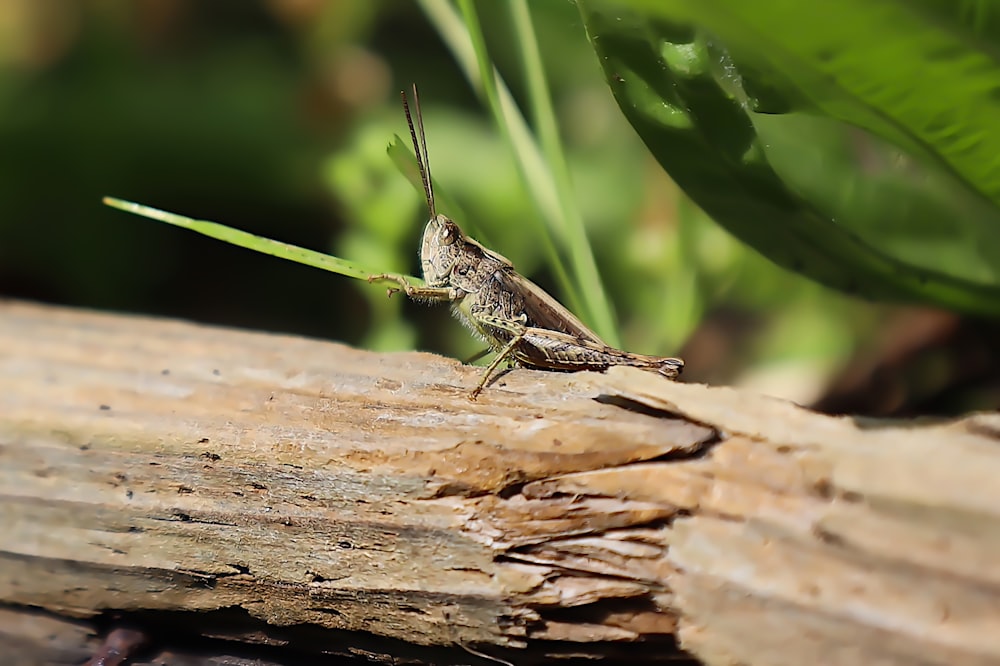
369 86 684 399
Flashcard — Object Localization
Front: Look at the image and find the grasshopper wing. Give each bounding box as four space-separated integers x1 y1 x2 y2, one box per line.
492 267 606 345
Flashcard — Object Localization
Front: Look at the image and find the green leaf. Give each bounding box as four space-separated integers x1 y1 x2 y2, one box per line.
577 0 1000 316
659 0 1000 207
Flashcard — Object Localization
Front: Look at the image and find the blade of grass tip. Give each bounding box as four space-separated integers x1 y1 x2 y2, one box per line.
102 197 421 285
507 0 619 346
416 0 591 333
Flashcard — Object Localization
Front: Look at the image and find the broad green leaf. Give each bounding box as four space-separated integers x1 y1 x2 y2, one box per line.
577 1 1000 316
629 0 1000 209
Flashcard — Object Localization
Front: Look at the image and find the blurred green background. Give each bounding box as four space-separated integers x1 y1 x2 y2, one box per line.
1 0 995 415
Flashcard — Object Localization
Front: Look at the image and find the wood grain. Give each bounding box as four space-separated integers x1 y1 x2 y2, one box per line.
1 299 998 665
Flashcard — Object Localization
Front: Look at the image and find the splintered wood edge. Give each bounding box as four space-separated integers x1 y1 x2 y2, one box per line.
583 367 1000 666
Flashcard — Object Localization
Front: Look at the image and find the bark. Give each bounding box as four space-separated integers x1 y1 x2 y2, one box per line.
1 300 997 665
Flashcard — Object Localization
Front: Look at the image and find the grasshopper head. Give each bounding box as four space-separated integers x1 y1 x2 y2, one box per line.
419 214 466 287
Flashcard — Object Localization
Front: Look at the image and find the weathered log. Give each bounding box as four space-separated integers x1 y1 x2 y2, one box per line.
1 300 998 665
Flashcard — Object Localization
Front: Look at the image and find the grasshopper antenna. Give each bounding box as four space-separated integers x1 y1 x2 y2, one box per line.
401 84 435 218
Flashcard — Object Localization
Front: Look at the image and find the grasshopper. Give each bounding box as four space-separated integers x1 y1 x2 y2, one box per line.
369 86 684 399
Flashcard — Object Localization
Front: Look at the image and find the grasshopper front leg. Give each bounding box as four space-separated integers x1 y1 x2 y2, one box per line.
367 274 460 302
468 314 530 400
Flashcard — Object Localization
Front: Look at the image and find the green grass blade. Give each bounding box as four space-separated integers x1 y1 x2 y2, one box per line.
507 0 620 345
418 0 619 344
102 197 421 285
419 0 577 311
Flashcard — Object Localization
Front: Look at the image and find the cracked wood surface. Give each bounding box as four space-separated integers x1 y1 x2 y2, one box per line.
1 300 999 665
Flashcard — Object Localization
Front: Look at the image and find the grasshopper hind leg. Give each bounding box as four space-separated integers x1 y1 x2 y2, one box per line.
468 327 526 401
